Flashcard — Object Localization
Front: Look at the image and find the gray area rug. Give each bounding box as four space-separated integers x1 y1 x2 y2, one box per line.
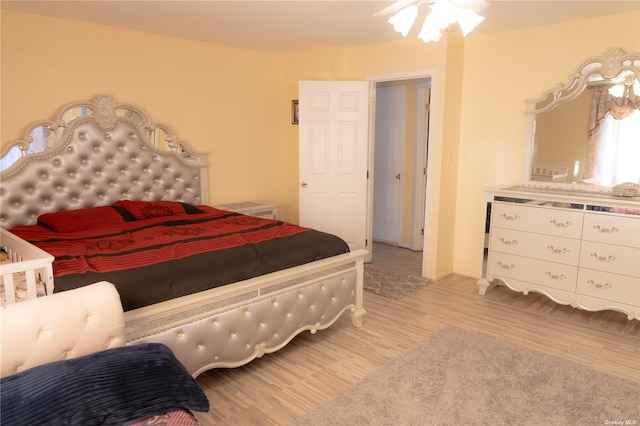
363 263 430 300
294 327 640 425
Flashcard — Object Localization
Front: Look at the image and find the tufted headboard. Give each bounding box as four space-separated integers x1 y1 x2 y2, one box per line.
0 95 209 229
0 281 126 378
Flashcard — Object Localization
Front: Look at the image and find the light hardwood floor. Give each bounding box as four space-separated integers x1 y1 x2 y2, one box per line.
194 244 640 425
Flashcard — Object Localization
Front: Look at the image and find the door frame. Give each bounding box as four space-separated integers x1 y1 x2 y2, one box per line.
366 70 437 276
411 82 431 251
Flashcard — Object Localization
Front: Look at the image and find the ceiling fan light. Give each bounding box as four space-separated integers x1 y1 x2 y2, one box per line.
380 0 488 43
430 0 459 30
417 15 442 43
457 8 485 36
388 5 419 37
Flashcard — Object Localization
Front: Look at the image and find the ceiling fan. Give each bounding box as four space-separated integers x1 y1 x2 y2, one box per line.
373 0 489 18
374 0 490 42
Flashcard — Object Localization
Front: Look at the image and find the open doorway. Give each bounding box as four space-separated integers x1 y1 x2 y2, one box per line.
371 77 431 262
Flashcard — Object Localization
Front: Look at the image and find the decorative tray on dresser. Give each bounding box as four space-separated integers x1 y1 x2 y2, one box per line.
478 186 640 321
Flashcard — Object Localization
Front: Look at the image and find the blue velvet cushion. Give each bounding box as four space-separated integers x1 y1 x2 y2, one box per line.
0 343 209 425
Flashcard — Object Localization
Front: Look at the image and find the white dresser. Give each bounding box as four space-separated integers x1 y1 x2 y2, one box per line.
478 186 640 321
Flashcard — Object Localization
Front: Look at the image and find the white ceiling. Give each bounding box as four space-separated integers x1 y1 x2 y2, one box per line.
2 1 639 53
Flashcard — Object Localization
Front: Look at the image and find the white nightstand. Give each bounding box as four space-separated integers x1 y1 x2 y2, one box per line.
214 201 279 220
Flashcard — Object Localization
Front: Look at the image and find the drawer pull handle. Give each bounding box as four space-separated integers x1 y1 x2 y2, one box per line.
593 225 619 233
587 279 612 290
497 261 516 270
499 238 518 246
545 272 567 280
590 253 615 262
550 220 572 228
500 213 520 221
547 245 569 254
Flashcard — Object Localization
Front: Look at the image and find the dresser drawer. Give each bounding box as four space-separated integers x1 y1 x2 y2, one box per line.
490 228 580 266
582 213 640 248
579 241 640 277
491 203 583 239
577 269 640 307
488 252 578 292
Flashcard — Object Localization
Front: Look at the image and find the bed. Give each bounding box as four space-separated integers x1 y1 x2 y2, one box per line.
0 94 368 376
0 281 209 425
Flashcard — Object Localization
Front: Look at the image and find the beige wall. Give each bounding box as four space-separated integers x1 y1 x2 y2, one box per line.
0 10 294 219
2 9 639 279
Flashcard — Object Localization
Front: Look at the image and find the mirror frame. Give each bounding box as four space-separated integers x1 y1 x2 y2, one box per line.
522 47 640 193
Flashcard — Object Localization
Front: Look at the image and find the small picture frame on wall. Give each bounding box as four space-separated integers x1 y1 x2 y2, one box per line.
291 100 299 125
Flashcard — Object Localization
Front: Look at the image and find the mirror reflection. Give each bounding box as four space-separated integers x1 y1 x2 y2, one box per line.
527 48 640 189
0 125 62 172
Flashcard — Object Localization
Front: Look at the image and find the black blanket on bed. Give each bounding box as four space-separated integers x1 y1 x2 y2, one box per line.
10 206 350 311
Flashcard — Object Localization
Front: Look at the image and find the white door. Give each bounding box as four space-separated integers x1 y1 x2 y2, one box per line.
298 81 369 252
373 85 405 244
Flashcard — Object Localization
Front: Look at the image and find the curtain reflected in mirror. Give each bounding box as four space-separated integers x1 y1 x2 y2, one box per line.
584 77 640 186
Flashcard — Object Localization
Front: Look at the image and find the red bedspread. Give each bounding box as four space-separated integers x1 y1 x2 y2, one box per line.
10 206 349 311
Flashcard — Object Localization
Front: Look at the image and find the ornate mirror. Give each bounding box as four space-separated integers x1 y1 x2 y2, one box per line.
523 47 640 193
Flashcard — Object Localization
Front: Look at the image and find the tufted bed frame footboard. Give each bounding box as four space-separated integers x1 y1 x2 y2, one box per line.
125 251 365 376
0 95 367 377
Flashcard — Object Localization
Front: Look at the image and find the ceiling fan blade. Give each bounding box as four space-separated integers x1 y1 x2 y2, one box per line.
373 0 418 17
458 0 490 13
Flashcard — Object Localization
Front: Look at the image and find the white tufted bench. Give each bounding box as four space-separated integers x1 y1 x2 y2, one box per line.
0 281 126 378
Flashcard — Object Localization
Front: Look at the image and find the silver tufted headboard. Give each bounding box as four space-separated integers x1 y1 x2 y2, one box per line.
0 95 209 229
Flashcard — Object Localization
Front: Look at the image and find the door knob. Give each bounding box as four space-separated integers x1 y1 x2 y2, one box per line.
395 174 401 179
301 182 308 187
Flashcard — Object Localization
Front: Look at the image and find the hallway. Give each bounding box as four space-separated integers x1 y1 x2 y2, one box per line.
370 242 422 276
